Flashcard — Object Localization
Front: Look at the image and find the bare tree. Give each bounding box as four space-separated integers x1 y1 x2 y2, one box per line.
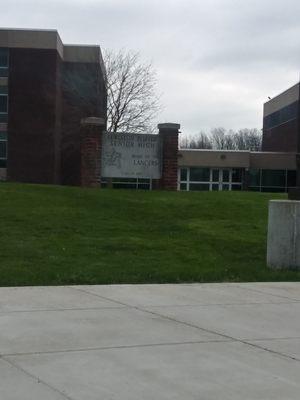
180 128 262 151
233 129 262 151
211 127 234 150
180 132 212 149
104 49 161 133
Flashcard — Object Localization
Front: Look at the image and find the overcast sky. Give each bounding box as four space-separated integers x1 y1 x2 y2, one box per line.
2 0 300 135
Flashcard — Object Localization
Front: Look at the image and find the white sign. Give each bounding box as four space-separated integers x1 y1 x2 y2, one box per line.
101 133 162 179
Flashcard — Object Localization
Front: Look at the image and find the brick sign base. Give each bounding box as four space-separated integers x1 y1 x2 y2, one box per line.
80 120 180 190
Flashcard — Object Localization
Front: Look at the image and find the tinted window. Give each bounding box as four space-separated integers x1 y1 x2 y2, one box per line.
232 168 243 183
180 168 187 181
0 131 7 140
0 49 9 68
0 86 8 94
249 169 260 187
0 140 6 159
222 170 230 182
261 170 285 187
264 102 298 129
0 95 8 113
0 114 8 122
190 168 210 182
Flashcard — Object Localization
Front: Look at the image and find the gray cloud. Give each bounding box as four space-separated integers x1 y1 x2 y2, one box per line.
2 0 300 135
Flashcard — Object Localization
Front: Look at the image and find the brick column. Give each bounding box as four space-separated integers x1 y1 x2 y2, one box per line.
158 123 180 190
80 117 105 188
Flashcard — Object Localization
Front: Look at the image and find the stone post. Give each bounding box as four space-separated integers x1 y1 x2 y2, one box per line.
267 200 300 270
80 117 105 188
158 123 180 191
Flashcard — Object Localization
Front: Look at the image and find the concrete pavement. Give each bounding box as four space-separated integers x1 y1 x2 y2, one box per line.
0 283 299 399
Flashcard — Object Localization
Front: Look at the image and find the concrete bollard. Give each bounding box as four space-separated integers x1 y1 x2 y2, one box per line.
267 200 300 270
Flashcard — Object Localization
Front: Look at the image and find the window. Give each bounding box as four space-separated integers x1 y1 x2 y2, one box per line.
232 168 243 183
190 168 210 182
0 49 9 78
222 170 230 182
180 168 187 181
0 86 8 95
0 140 6 159
0 49 9 68
0 131 7 140
0 95 8 113
212 170 219 182
248 169 260 187
0 114 8 123
261 169 285 188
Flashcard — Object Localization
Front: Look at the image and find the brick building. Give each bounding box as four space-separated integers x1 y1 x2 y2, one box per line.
0 28 106 185
176 83 300 194
262 83 300 153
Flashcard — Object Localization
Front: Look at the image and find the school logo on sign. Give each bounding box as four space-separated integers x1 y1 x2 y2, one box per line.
101 133 162 179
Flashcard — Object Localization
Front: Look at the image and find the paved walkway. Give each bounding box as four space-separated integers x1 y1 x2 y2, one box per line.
0 283 300 399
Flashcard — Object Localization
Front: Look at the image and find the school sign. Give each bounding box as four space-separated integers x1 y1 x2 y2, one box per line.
80 120 180 190
101 133 162 179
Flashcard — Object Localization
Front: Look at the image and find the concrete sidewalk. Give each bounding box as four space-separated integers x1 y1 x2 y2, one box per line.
0 283 299 399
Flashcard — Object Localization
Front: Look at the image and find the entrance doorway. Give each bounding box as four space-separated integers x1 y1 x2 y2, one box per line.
211 169 231 191
179 167 243 191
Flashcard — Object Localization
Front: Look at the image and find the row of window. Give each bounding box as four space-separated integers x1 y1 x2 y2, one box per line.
180 167 243 183
179 168 243 191
248 169 296 193
0 49 8 167
264 101 298 130
179 167 297 193
101 177 151 190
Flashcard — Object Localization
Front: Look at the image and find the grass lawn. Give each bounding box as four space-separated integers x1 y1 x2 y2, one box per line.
0 182 299 286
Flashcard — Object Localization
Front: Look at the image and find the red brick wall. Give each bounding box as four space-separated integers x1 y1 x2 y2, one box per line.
80 119 104 187
8 48 60 184
158 123 180 190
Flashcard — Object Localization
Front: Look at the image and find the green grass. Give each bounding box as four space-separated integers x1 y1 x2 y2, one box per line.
0 182 299 286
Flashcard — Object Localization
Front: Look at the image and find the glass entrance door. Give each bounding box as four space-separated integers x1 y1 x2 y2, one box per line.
179 167 243 192
211 169 220 191
221 169 230 191
211 169 231 191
